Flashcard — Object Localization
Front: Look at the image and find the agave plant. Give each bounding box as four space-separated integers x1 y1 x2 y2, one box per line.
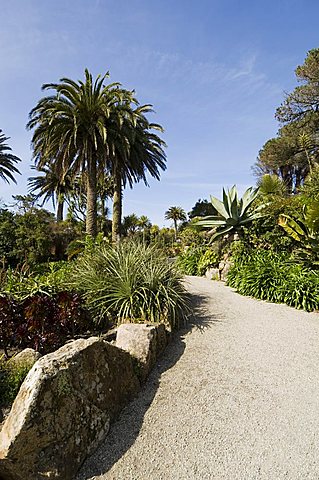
195 185 265 241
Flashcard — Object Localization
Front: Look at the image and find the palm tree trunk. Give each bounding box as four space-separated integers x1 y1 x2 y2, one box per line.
56 198 64 222
86 157 97 237
112 169 122 244
174 219 177 241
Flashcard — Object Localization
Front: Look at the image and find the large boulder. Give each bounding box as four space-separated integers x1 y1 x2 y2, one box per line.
116 323 167 381
0 337 140 480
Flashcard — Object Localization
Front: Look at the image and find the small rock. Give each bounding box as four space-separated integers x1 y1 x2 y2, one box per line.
9 348 41 369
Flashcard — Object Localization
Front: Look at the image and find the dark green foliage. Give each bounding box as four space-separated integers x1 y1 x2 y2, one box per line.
0 209 17 266
227 248 319 312
68 241 190 329
0 295 22 358
188 199 217 218
0 207 80 267
242 194 304 253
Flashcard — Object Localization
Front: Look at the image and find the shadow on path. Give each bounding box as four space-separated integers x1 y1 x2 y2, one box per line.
76 293 222 479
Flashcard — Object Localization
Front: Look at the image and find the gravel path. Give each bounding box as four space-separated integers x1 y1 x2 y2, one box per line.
77 276 319 480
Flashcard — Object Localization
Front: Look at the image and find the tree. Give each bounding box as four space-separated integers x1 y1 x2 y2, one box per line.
28 71 166 241
257 174 288 197
122 214 140 236
255 50 319 192
28 165 74 221
27 69 128 237
138 215 151 242
0 130 21 184
165 206 187 240
188 199 217 218
276 49 319 129
109 104 166 243
195 186 264 242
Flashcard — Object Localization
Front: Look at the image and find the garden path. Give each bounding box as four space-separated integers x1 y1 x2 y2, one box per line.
77 276 319 480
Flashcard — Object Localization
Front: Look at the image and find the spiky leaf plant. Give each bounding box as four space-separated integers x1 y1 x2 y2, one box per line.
195 185 265 241
68 241 190 329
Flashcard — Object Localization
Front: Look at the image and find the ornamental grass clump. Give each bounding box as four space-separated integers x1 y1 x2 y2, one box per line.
68 241 190 329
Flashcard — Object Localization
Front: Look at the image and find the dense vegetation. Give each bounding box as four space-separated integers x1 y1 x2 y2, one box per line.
2 49 319 413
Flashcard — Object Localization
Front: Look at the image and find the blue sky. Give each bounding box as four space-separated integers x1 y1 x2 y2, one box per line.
1 0 319 226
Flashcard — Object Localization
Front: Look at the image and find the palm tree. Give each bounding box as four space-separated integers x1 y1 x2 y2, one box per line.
122 213 140 236
138 215 151 242
27 69 128 237
109 104 166 243
0 130 21 184
165 206 187 240
257 174 287 197
28 165 73 221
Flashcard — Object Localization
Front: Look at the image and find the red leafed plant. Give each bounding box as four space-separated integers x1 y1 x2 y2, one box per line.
0 292 89 356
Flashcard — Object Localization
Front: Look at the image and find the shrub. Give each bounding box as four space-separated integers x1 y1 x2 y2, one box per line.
0 357 31 408
176 246 206 275
0 292 89 355
197 249 219 276
177 246 220 276
68 241 190 329
2 262 72 301
227 248 319 311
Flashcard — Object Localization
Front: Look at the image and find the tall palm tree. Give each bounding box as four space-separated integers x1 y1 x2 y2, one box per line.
0 130 21 184
109 104 166 243
165 206 187 240
28 165 74 221
27 69 129 237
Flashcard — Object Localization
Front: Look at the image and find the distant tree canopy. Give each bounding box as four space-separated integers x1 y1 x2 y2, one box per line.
255 48 319 193
188 199 217 218
0 202 79 267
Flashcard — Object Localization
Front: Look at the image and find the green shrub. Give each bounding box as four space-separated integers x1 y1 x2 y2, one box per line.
0 358 31 408
68 241 190 329
197 249 219 276
2 262 72 301
176 246 206 275
227 248 319 311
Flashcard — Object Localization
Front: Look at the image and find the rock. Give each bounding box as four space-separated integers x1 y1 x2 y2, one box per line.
9 348 41 369
116 323 167 381
218 260 232 281
0 337 139 480
205 268 219 280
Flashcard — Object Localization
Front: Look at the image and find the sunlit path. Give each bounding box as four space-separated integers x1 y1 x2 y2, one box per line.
77 276 319 480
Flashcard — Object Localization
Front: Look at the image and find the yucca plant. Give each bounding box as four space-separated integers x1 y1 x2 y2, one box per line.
68 241 190 329
195 185 265 242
